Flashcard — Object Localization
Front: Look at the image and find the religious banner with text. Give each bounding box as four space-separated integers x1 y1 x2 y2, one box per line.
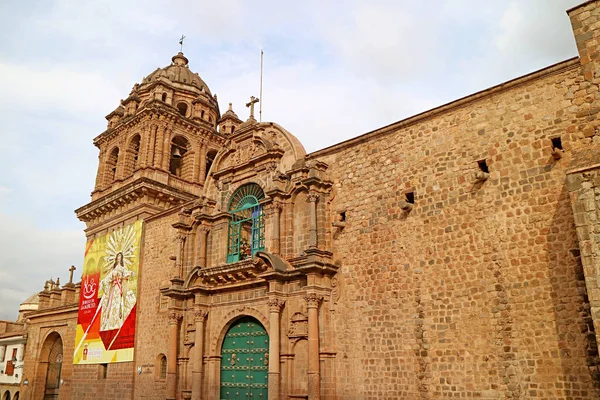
73 220 143 364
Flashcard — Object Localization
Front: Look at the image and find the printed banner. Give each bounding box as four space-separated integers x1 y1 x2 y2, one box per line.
73 220 143 364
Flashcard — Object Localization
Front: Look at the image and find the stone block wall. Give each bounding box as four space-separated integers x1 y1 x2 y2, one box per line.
313 56 600 399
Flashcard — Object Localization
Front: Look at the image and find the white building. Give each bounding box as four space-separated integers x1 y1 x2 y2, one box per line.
0 293 39 400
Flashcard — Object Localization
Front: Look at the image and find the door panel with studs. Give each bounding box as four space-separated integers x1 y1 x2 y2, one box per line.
220 317 269 400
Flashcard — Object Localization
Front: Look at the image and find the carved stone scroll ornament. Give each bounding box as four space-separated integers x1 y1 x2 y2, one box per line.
168 312 182 325
267 298 285 313
194 309 208 322
304 293 323 309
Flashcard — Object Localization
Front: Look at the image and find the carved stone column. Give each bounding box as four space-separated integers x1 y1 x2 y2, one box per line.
196 225 210 268
155 123 165 170
138 123 149 168
162 125 172 170
167 312 182 400
175 232 186 279
305 293 323 400
199 142 207 185
94 149 105 190
268 298 285 400
146 124 157 168
267 203 283 254
307 192 319 248
192 309 208 400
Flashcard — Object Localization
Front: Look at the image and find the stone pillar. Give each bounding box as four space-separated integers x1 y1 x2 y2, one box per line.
196 225 210 268
154 124 164 170
266 203 282 254
116 143 127 180
199 143 207 185
162 126 172 170
175 232 186 279
268 298 285 400
167 311 182 400
94 149 105 190
138 124 149 168
146 125 157 168
0 346 5 363
307 192 319 248
192 309 208 400
305 293 322 400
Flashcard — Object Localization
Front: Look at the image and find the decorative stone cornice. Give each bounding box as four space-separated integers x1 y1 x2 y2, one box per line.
77 177 197 226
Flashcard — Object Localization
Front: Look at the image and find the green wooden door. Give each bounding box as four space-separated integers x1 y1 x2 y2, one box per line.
220 317 269 400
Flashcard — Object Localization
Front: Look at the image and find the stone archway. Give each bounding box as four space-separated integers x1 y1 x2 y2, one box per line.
41 333 63 400
220 316 269 400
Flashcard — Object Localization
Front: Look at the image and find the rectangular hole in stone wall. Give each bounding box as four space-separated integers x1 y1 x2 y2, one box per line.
339 211 346 222
98 363 108 379
551 136 563 150
406 192 415 204
477 159 489 173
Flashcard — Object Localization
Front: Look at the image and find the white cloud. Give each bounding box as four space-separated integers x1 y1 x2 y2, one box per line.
0 0 586 319
0 213 85 320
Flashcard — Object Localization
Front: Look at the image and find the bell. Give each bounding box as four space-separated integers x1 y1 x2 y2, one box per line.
172 146 182 159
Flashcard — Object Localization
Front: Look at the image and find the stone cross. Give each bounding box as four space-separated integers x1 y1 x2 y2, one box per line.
246 96 260 120
69 265 76 284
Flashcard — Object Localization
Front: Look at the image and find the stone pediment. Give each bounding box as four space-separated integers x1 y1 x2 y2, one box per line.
184 252 296 291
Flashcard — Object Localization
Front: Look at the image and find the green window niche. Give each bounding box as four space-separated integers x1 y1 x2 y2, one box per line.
226 183 265 263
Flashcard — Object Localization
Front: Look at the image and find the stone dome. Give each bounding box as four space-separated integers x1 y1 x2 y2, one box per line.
141 52 212 95
19 292 39 313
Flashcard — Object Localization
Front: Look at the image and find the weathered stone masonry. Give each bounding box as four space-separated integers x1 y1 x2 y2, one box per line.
14 2 600 400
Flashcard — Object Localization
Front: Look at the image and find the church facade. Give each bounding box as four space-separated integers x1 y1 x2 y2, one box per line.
14 1 600 399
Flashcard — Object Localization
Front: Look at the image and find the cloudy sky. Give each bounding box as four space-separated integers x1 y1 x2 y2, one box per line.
0 0 581 319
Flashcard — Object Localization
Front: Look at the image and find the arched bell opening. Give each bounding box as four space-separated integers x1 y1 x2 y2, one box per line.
169 135 191 179
105 147 120 184
125 134 141 176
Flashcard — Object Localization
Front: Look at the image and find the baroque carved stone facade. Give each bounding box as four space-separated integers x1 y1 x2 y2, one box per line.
12 1 600 399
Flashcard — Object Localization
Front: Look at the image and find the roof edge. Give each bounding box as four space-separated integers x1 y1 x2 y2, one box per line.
567 0 598 14
308 57 580 159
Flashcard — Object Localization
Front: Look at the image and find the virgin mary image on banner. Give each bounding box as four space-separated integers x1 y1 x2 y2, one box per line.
74 220 142 364
99 251 136 331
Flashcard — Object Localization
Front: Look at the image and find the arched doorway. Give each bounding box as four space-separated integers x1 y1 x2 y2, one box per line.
43 334 63 400
220 316 268 399
3 390 11 400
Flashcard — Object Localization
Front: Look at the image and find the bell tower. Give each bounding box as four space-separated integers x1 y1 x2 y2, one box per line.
76 52 226 235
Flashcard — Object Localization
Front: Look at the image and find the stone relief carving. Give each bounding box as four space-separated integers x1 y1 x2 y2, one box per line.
288 312 308 338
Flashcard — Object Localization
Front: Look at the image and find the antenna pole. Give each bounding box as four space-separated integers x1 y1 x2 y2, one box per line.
259 50 264 123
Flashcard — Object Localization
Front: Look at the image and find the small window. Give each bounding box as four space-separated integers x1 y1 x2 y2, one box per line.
201 110 205 119
551 136 563 150
98 363 108 379
160 355 167 379
161 93 167 102
405 192 415 204
177 102 188 117
477 159 489 174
